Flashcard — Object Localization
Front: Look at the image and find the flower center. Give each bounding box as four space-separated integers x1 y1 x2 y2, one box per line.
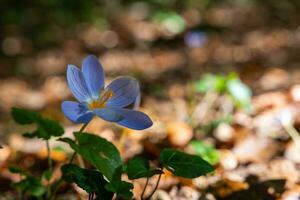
88 89 113 110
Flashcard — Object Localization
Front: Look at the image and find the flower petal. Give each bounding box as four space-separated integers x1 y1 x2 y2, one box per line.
82 55 105 98
61 101 94 123
94 107 152 130
133 93 141 110
67 65 91 102
106 76 140 108
76 112 95 123
114 108 153 130
93 108 123 122
123 93 141 110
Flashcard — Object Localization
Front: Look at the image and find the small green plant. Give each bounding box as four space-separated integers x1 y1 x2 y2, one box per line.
191 73 252 136
188 140 220 165
194 73 252 110
8 55 214 200
11 107 64 199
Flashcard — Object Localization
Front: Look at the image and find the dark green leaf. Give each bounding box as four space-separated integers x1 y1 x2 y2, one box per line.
61 133 122 181
62 164 113 199
105 166 133 199
13 177 45 197
23 132 38 138
38 117 64 137
9 166 27 175
11 107 64 140
126 156 163 180
75 132 122 181
43 169 53 181
11 107 37 125
160 148 214 178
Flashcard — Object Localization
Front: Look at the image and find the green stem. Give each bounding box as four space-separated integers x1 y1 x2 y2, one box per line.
49 122 90 200
141 177 149 200
46 140 52 170
46 140 52 199
145 169 163 200
79 122 89 132
69 151 76 164
49 179 63 200
18 173 23 200
191 91 218 126
18 187 23 200
69 122 89 167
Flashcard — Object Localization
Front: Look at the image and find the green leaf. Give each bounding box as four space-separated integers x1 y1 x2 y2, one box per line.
214 75 227 92
105 166 133 199
9 166 27 175
60 133 122 181
153 11 185 34
52 145 66 152
75 132 122 181
160 148 214 178
226 77 252 110
194 74 216 93
37 117 65 137
126 156 163 180
23 131 38 138
11 107 37 124
11 107 64 140
189 141 220 165
62 164 113 199
194 74 227 93
43 169 53 181
13 177 46 197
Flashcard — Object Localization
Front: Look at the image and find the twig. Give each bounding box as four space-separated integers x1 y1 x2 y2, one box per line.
145 170 162 200
140 177 149 200
191 91 219 126
283 123 300 144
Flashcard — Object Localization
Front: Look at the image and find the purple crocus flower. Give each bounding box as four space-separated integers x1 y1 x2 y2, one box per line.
61 55 153 130
184 31 207 48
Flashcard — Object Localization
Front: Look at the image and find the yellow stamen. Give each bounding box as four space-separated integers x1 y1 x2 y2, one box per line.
100 89 114 103
88 89 114 110
88 100 105 110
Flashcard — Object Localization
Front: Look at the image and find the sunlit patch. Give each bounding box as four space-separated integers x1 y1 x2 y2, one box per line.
88 89 114 110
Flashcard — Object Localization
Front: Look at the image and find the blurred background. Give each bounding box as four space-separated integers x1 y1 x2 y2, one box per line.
1 0 300 199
